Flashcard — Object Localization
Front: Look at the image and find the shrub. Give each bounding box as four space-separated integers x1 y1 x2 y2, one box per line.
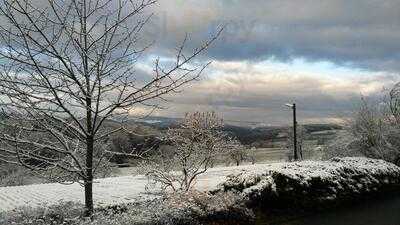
0 201 83 225
0 164 46 187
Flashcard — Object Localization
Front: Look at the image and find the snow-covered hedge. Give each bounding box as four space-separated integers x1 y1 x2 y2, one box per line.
213 157 400 209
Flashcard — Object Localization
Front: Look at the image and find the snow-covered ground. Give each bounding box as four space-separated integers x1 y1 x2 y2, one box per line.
0 157 399 212
0 165 247 212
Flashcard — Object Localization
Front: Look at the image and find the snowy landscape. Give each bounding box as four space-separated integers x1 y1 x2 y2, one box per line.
0 0 400 225
1 157 398 212
1 157 400 225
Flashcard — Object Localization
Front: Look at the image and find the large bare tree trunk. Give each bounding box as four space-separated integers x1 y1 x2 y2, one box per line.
84 180 94 217
84 136 94 216
83 1 93 214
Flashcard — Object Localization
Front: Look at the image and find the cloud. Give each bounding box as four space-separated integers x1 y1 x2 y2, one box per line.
153 60 395 125
147 0 400 72
5 0 399 72
3 0 398 124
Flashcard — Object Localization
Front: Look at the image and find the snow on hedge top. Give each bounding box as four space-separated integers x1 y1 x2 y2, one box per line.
242 157 397 180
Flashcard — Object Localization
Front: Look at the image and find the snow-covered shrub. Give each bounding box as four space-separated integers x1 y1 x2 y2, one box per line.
0 200 194 225
0 164 46 187
0 164 27 187
139 112 232 192
92 193 251 225
83 201 198 225
0 201 83 225
164 190 254 225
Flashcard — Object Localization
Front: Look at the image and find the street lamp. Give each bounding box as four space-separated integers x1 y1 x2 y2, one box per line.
285 103 298 161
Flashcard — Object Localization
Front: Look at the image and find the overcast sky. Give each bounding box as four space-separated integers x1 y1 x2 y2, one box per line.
134 0 399 125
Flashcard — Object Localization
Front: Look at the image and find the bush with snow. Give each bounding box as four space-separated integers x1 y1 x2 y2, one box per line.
0 201 83 225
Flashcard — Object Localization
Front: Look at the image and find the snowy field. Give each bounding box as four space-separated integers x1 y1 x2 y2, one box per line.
0 165 248 212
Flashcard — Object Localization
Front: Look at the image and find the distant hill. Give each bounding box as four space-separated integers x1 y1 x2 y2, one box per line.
303 123 342 133
128 116 181 129
128 116 342 147
223 123 342 145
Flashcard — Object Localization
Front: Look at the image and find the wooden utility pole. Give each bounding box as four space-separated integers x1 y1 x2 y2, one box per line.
293 103 298 160
285 103 298 161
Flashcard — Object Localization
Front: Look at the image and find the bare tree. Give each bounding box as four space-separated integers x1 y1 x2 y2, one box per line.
0 0 221 216
139 112 229 192
390 82 400 123
348 98 400 162
226 139 248 166
324 95 400 165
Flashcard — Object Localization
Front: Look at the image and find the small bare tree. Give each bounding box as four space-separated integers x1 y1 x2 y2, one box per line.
226 139 248 166
0 0 221 216
140 112 229 192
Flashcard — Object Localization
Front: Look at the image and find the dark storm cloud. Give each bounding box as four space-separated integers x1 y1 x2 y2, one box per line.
149 0 400 72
